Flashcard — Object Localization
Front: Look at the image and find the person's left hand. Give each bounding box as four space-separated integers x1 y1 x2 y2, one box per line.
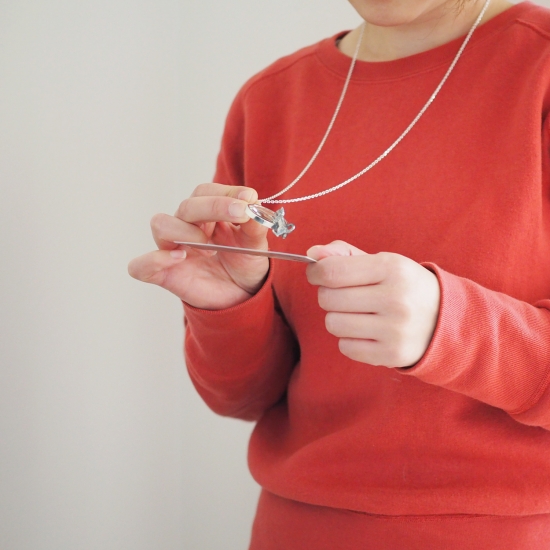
306 241 441 368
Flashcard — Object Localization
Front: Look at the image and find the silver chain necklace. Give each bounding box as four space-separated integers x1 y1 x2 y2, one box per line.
245 0 492 238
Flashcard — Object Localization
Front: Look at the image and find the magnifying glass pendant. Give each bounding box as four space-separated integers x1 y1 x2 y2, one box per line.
245 204 295 238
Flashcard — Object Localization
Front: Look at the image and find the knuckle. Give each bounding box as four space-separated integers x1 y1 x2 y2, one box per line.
382 292 401 313
384 318 409 348
378 252 409 280
177 198 191 220
150 213 168 235
400 300 415 324
194 183 209 196
211 196 227 219
321 258 346 287
233 185 255 201
391 255 413 281
387 294 413 322
376 251 393 268
244 187 258 201
394 263 412 284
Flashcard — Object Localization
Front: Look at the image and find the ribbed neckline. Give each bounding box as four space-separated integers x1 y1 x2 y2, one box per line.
315 1 533 81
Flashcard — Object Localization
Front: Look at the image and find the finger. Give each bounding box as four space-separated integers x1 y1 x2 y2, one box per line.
175 195 252 224
190 183 258 203
318 285 390 314
325 311 386 340
337 338 398 367
150 213 207 250
306 253 389 289
237 215 270 247
307 240 366 261
128 249 186 285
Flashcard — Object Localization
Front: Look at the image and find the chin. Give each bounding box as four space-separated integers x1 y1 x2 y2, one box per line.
348 0 443 27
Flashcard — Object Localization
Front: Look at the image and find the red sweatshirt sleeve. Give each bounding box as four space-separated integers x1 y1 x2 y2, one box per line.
183 264 299 421
401 263 550 430
182 87 299 421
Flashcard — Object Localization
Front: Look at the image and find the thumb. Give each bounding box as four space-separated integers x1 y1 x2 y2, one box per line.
307 240 366 261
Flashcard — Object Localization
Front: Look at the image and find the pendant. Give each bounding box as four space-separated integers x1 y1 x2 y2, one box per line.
245 204 295 238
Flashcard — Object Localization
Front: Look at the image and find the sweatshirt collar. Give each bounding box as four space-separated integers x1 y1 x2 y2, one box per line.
316 1 532 82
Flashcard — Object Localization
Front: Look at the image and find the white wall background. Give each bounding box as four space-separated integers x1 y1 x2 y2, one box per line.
2 1 547 549
0 1 361 549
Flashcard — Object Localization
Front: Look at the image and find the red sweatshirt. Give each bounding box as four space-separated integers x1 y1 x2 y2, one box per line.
184 2 550 546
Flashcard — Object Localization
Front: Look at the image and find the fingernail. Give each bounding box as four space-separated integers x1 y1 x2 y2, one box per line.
238 189 254 202
229 202 247 218
170 249 186 259
306 246 319 258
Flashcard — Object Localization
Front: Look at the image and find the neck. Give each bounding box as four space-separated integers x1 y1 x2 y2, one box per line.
339 0 514 62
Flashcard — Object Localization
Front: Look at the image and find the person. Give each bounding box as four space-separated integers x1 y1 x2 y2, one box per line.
128 0 550 547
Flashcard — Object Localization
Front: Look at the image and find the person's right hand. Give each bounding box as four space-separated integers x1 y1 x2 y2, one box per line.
128 183 270 310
